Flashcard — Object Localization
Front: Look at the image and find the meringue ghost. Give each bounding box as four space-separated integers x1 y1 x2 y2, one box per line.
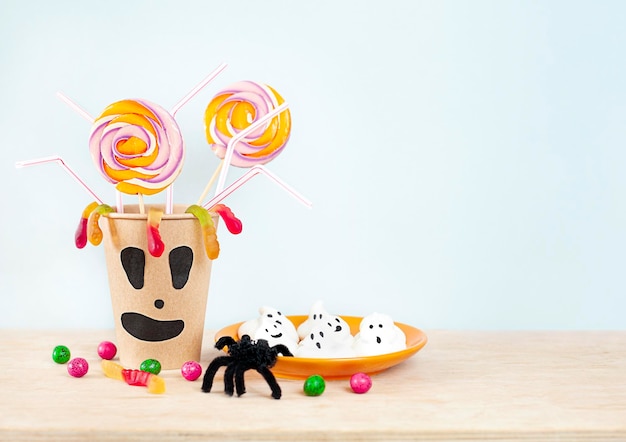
352 312 406 356
238 306 299 354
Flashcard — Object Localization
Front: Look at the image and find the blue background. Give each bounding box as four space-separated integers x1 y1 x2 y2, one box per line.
1 0 625 330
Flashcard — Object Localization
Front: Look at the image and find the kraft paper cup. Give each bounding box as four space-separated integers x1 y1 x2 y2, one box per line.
100 204 216 369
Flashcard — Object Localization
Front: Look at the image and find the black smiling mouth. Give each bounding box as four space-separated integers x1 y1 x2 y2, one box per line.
271 332 283 339
121 312 185 342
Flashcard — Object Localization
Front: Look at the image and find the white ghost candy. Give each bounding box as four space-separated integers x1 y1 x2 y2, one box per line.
294 323 356 358
297 300 331 340
352 312 406 357
238 306 299 355
319 314 353 345
251 315 299 355
238 306 299 341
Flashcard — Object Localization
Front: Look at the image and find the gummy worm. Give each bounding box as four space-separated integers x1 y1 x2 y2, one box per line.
75 201 99 249
87 204 114 246
211 204 243 235
146 207 165 257
185 204 220 260
101 360 165 394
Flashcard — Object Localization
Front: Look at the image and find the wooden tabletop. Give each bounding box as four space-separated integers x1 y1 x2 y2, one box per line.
0 329 625 441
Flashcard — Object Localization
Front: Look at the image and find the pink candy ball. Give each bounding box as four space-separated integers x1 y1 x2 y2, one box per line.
97 341 117 360
67 358 89 378
181 361 202 381
350 372 372 394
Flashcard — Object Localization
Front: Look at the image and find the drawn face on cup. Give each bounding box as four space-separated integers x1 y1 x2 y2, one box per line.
119 245 195 342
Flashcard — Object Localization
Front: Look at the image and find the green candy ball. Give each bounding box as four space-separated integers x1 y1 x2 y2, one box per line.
52 345 71 364
140 359 162 375
303 374 326 396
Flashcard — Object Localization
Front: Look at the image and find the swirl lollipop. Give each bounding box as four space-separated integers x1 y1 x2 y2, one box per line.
204 81 291 168
89 99 184 196
198 81 291 203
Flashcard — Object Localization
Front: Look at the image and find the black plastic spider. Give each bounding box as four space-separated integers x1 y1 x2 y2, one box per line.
201 334 293 399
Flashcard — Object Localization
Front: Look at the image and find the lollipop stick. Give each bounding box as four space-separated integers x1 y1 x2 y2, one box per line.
214 102 290 196
116 190 124 214
15 155 104 204
203 165 312 211
196 160 224 205
138 194 145 215
56 92 94 122
170 62 228 117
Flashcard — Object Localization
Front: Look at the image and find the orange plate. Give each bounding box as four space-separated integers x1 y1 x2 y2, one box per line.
214 315 428 380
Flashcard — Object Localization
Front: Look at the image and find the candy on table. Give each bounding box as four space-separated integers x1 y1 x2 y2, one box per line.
181 360 203 381
74 201 99 249
97 341 117 360
86 204 114 246
140 358 162 375
101 360 165 394
67 357 89 378
204 81 291 169
352 312 407 357
350 372 372 394
89 99 184 196
146 207 165 257
185 204 220 260
52 345 71 364
303 374 325 396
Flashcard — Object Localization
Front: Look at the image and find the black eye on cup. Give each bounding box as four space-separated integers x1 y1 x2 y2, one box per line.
169 246 193 289
121 247 145 290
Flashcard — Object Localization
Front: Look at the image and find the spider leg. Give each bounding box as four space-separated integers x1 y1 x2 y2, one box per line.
201 356 232 393
272 344 294 357
234 364 250 397
223 363 237 396
257 365 282 399
214 336 237 350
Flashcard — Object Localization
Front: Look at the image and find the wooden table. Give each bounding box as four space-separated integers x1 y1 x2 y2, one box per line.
1 329 625 441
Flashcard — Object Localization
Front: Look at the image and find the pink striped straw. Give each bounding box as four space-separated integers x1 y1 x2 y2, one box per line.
203 165 312 211
171 62 228 117
214 102 290 196
56 91 94 122
15 155 104 204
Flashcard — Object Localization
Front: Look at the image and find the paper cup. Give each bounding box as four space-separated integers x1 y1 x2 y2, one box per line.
100 204 215 369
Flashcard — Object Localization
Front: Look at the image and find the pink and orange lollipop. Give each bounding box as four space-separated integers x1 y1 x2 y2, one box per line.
204 81 291 169
89 99 184 196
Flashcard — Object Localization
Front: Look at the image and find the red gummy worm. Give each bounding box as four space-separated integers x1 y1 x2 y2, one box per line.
75 217 89 249
147 225 165 257
213 204 243 234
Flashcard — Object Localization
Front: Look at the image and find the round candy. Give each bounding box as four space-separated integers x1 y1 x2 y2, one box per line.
204 81 291 168
89 99 184 195
52 345 71 364
181 361 203 381
67 357 89 378
303 374 325 396
140 358 162 375
97 341 117 360
350 372 372 394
